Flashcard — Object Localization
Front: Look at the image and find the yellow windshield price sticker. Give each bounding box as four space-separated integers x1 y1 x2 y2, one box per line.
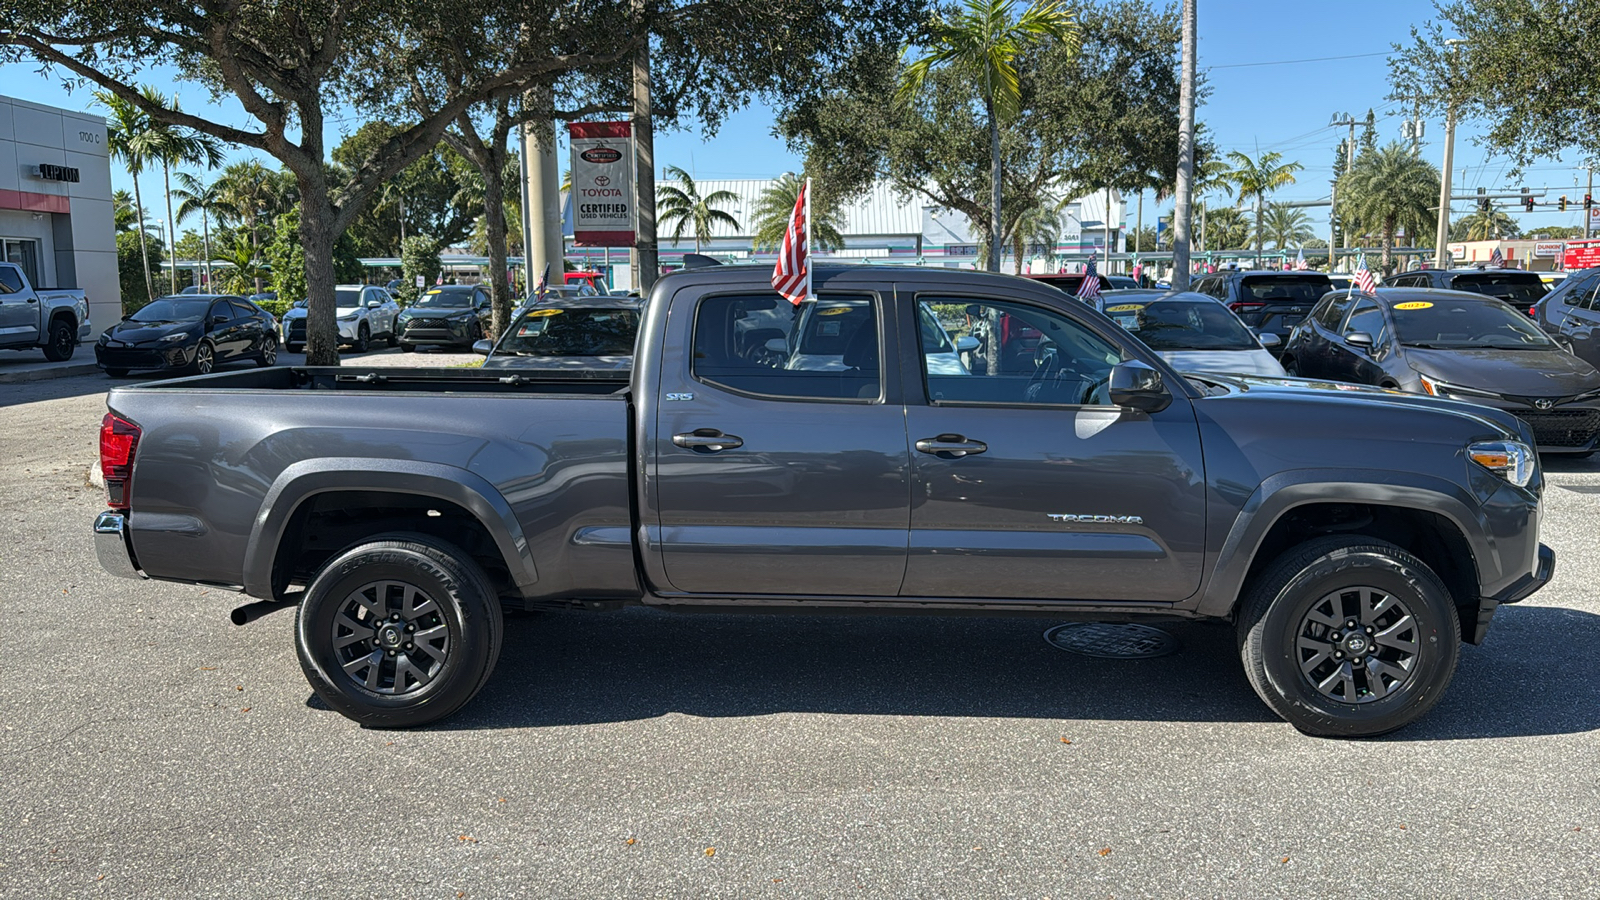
1104 303 1144 312
525 308 563 317
425 289 441 295
817 306 851 316
1393 301 1433 310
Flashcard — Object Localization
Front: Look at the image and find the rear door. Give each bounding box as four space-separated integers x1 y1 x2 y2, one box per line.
898 287 1207 602
0 264 39 347
207 299 247 359
1557 279 1600 370
648 283 911 597
1330 299 1391 384
228 300 265 355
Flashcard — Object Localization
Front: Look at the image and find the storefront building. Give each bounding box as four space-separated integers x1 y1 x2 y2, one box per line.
1 94 118 331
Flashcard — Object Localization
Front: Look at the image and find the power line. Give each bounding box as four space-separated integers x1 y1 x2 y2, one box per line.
1207 51 1390 71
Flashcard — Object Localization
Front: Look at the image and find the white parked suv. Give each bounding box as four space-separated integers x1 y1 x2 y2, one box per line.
281 285 400 353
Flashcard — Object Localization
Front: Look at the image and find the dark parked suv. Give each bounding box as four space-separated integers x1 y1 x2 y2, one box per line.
1189 269 1333 352
1382 267 1548 315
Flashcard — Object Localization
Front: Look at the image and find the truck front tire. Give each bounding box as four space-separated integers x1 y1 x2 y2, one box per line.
295 534 503 728
1237 536 1460 738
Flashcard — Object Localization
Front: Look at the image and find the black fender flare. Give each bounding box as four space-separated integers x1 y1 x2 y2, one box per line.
241 458 537 599
1196 468 1494 618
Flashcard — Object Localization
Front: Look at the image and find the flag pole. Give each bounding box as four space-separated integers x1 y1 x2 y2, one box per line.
803 177 814 303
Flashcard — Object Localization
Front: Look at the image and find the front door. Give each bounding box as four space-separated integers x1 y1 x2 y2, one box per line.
1331 300 1390 384
0 265 38 347
650 287 911 596
899 292 1207 602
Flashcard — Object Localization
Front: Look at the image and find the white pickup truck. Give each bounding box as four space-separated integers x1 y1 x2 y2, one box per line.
0 261 92 361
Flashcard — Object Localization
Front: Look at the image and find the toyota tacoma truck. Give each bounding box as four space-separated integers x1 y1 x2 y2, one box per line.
92 266 1554 737
0 260 92 361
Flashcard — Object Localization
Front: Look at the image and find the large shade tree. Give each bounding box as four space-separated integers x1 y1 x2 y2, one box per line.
1339 142 1440 275
896 0 1080 272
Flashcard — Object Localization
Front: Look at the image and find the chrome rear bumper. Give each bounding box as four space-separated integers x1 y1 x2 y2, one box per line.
93 511 145 580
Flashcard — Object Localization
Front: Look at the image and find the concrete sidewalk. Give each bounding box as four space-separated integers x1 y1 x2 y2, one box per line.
0 354 100 384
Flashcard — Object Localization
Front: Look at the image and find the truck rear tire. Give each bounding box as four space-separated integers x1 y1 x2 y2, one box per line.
1237 536 1460 738
42 319 75 361
295 534 503 728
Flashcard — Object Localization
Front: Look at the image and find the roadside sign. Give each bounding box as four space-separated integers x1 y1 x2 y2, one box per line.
569 122 635 247
414 274 425 288
1534 241 1564 259
1563 239 1600 271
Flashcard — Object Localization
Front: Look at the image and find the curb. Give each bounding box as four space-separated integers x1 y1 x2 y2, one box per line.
0 361 101 384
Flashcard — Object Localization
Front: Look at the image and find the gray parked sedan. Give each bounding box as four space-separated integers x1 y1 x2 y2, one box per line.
1282 287 1600 454
474 296 641 372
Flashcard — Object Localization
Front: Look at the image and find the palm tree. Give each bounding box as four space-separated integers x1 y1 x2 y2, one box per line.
113 189 142 233
211 235 271 295
139 86 226 294
215 161 289 293
897 0 1079 273
657 166 742 252
99 90 159 303
173 172 231 291
1203 205 1253 251
1262 203 1315 251
751 173 846 252
1452 205 1521 243
1223 150 1303 263
1340 142 1440 275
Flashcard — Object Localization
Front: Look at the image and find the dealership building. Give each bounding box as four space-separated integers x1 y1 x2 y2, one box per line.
0 93 119 332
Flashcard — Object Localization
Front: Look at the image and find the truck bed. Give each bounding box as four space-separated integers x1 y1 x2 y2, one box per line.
124 365 631 395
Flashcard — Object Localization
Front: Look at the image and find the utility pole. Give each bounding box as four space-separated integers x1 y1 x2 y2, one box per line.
1435 40 1465 269
1330 114 1358 260
1104 186 1113 268
632 0 659 294
1135 189 1143 254
1171 0 1196 289
1587 166 1595 240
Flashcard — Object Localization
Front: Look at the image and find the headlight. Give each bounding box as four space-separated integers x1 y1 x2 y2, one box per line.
1419 374 1444 396
337 313 359 322
159 332 191 343
1468 440 1535 488
97 334 109 345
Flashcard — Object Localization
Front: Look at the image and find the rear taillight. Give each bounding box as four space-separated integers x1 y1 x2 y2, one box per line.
99 413 141 510
1229 301 1266 314
1528 305 1538 317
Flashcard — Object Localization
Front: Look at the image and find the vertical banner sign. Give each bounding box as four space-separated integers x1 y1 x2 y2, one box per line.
568 122 635 247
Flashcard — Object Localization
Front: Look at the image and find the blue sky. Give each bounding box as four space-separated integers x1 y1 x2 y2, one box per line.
3 0 1593 237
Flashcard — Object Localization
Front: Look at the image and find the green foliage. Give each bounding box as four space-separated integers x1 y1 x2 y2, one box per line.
752 173 846 252
1222 150 1303 257
398 235 443 305
265 206 362 303
212 235 271 295
1391 0 1600 171
1337 142 1440 275
1200 204 1252 251
896 0 1081 121
332 123 480 257
657 166 743 252
1261 203 1315 250
116 231 162 314
1451 204 1521 242
1525 225 1585 240
255 299 294 317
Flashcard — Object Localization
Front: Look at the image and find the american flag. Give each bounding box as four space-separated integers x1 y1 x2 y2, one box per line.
1295 247 1308 270
770 178 811 305
1076 252 1102 302
1353 254 1377 293
1490 246 1504 266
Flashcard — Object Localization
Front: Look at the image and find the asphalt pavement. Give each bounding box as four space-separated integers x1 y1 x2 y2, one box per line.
2 372 1598 897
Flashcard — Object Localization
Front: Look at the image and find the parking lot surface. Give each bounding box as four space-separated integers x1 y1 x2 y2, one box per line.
3 373 1598 897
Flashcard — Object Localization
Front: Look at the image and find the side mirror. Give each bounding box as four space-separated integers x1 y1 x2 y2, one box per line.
764 337 788 354
472 339 493 356
1257 331 1282 348
1555 334 1576 353
1108 360 1171 413
1346 331 1375 350
955 335 979 353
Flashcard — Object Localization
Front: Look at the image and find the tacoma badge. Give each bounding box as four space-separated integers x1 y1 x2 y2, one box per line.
1047 513 1145 525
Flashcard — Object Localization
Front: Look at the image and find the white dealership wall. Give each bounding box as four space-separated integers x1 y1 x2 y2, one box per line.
0 94 118 333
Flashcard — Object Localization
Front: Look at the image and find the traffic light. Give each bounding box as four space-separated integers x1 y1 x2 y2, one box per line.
1560 195 1569 212
1524 195 1535 212
1479 196 1491 211
1588 194 1595 211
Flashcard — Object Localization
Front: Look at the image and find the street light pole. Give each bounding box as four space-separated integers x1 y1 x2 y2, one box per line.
1435 39 1465 269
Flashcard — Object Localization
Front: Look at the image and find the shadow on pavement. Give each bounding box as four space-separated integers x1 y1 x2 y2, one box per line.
389 603 1600 739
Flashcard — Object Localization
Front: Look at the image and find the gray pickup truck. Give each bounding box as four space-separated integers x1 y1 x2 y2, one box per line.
93 266 1554 737
0 261 92 360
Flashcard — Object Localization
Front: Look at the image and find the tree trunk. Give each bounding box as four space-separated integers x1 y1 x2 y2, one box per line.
1012 228 1024 275
132 173 153 303
163 163 179 294
1381 217 1395 276
987 97 1002 273
482 152 513 340
249 224 262 295
297 168 342 366
1170 0 1197 289
201 213 212 290
1254 193 1263 266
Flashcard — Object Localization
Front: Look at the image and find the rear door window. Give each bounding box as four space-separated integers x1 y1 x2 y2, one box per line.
1449 273 1549 306
1239 275 1334 304
0 266 22 294
693 294 882 401
1344 302 1388 345
1314 292 1358 330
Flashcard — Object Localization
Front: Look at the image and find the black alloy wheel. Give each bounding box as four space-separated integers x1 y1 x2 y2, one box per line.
256 334 278 367
351 322 370 353
43 319 76 362
190 340 216 375
1238 536 1459 737
295 534 503 727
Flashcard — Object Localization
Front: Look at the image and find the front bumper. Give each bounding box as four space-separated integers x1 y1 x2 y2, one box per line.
284 319 361 344
1469 543 1555 644
93 511 145 580
1434 391 1600 453
400 317 474 347
94 342 194 370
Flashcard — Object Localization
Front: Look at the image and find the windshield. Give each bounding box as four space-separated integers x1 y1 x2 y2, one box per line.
335 287 364 307
1450 273 1549 306
413 289 474 309
1106 300 1261 351
497 308 639 356
1392 297 1553 348
129 298 211 322
1238 275 1333 304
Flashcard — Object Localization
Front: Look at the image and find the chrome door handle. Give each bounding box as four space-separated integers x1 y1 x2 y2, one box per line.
672 429 744 452
915 434 987 458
